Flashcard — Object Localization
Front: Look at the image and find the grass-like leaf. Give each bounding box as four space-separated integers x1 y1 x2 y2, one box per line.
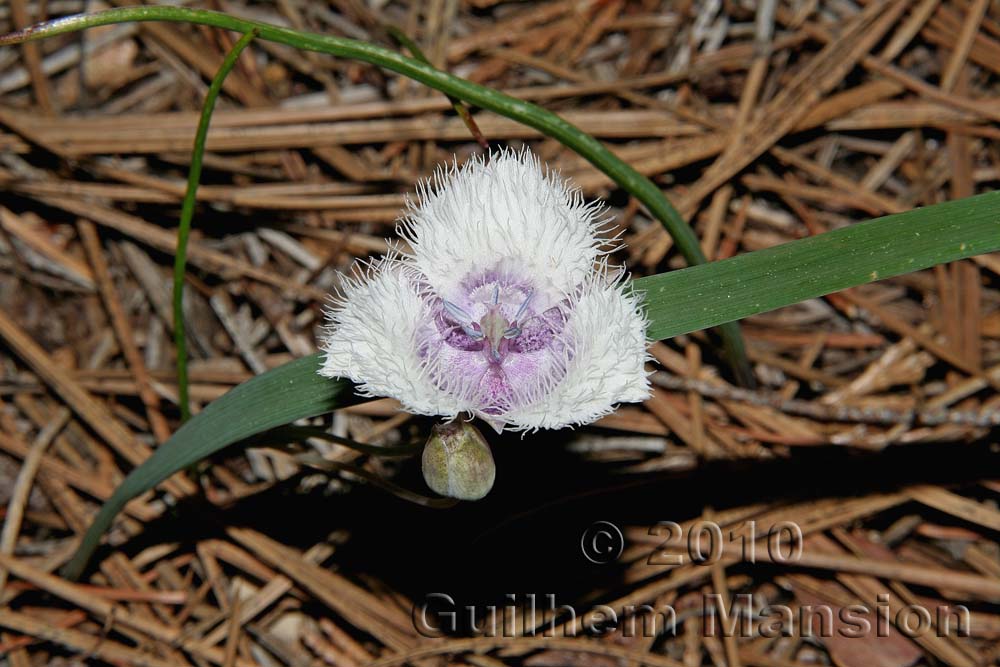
635 190 1000 340
384 25 488 149
174 29 257 422
62 354 356 580
11 5 998 582
62 191 1000 579
0 5 752 384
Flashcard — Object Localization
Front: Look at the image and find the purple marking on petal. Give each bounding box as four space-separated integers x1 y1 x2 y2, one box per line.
508 306 565 353
433 303 485 351
456 268 534 318
418 263 574 418
499 348 550 389
478 364 512 414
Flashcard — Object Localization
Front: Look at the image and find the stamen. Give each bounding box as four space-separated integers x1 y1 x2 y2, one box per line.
512 290 533 323
503 326 521 339
443 300 473 324
491 285 499 305
444 300 484 340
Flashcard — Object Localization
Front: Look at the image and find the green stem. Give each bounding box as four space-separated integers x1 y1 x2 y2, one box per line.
2 6 752 385
294 453 459 508
172 28 258 422
384 25 488 149
259 425 423 458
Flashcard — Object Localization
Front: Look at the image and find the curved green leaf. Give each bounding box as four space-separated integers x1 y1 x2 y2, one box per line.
63 192 1000 579
21 6 999 581
62 354 357 580
0 5 752 384
174 29 258 422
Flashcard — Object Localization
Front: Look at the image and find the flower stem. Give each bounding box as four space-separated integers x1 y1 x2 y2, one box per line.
258 425 423 458
294 453 459 508
2 6 753 385
173 27 258 422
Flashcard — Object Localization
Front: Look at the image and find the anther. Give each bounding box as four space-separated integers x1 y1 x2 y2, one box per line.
443 300 473 324
512 290 533 323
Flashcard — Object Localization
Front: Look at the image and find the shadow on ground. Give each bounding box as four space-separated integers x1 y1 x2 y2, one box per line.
103 429 998 636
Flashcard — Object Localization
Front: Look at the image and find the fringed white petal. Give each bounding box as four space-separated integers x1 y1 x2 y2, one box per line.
400 148 613 296
319 256 471 417
319 149 650 432
501 271 651 431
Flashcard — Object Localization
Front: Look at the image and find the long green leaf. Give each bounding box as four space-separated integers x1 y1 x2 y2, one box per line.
62 354 356 580
63 192 1000 579
174 28 258 422
0 5 752 384
636 191 1000 340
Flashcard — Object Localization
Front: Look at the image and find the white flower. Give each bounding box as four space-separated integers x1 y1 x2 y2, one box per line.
319 149 649 431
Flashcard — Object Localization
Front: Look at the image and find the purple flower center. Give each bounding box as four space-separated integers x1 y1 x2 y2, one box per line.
420 266 567 414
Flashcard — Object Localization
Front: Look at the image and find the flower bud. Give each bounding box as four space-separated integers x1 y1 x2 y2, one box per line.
421 422 495 501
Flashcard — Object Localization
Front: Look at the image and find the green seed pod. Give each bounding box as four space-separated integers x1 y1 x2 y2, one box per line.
421 422 495 501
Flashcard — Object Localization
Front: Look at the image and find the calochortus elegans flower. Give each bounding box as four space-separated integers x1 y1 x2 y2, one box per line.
319 149 649 432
